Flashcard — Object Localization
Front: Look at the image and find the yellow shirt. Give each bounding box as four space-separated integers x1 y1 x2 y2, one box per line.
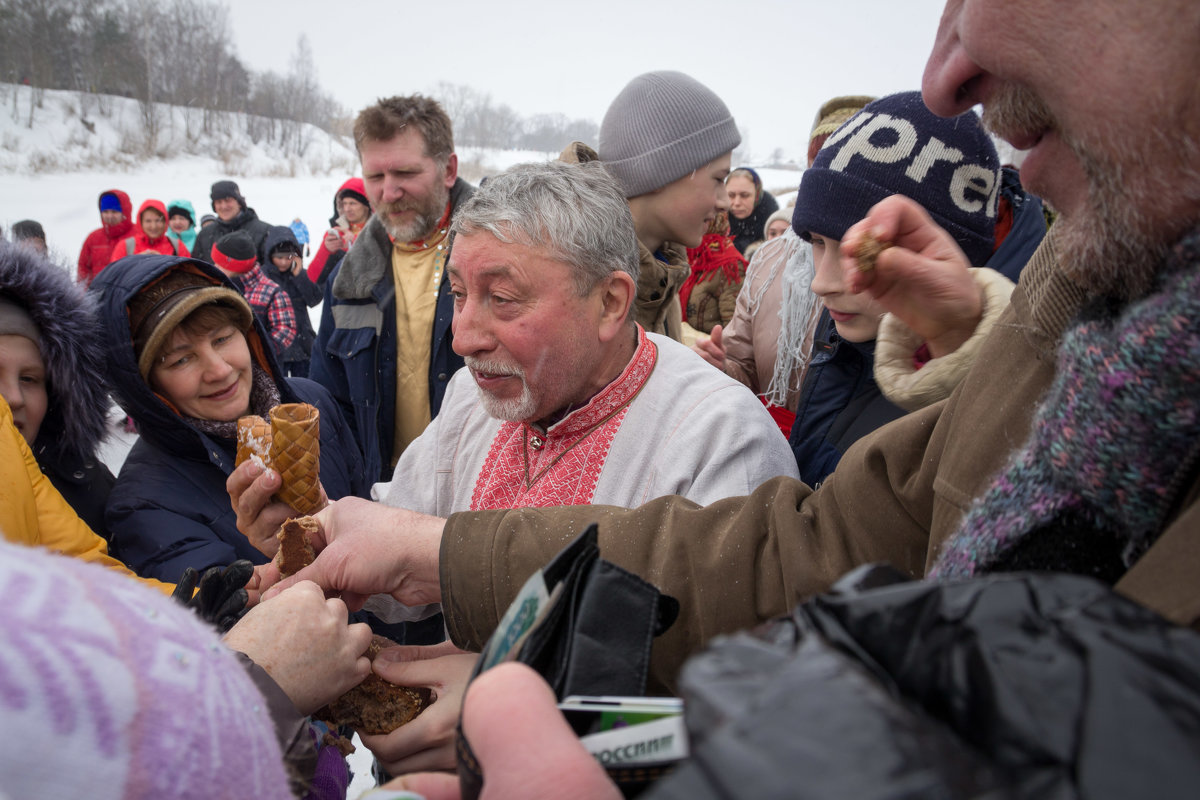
390 231 449 463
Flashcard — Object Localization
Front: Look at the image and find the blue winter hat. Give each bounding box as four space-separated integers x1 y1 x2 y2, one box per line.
791 91 999 265
99 193 123 213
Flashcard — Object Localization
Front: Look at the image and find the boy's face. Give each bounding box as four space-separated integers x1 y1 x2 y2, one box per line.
101 209 124 227
808 232 885 343
643 152 732 248
271 251 298 272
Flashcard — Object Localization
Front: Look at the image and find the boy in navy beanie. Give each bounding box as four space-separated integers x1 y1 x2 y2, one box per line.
787 90 1015 485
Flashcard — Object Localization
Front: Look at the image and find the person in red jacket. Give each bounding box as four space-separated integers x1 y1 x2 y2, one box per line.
78 189 133 285
306 177 372 288
112 199 190 260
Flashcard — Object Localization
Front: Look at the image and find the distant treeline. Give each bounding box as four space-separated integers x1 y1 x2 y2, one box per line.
0 0 599 155
0 0 343 141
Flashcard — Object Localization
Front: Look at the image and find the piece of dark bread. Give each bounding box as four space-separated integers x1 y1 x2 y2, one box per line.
854 231 891 274
315 635 433 735
275 517 318 578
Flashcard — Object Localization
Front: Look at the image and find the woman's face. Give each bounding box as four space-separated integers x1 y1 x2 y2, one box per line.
0 334 48 445
726 175 758 220
141 208 167 240
169 214 192 234
149 324 252 421
766 219 790 240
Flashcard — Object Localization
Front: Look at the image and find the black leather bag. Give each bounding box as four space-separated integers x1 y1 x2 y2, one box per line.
456 523 680 799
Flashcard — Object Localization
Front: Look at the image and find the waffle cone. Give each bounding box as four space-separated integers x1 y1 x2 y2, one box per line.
236 415 272 467
269 403 323 514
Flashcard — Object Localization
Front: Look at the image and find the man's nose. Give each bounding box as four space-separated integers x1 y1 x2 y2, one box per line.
451 298 493 357
922 1 986 118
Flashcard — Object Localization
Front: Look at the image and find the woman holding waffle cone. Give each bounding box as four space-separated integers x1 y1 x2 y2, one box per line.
93 254 370 584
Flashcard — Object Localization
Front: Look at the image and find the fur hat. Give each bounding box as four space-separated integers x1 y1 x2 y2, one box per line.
599 71 741 198
808 95 876 165
127 265 254 380
792 91 999 265
210 179 247 211
210 231 258 274
0 541 292 800
0 242 108 466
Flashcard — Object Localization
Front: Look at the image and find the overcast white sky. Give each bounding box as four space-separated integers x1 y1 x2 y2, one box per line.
226 0 950 163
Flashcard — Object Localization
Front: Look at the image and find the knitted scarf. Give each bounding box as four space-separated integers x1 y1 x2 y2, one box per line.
933 227 1200 581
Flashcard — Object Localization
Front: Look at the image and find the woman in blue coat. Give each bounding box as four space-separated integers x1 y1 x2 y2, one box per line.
93 254 369 583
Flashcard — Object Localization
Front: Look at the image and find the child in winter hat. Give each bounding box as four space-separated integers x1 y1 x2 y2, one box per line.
599 70 741 199
596 70 742 341
210 229 259 274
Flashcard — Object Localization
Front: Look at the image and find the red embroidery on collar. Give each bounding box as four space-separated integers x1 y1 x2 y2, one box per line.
470 327 658 509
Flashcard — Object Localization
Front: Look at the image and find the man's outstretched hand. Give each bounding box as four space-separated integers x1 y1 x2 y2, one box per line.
259 497 446 612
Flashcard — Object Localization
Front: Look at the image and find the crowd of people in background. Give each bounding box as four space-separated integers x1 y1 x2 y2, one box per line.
4 0 1200 795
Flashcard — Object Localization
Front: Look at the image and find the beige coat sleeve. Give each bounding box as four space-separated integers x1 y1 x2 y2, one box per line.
874 268 1015 412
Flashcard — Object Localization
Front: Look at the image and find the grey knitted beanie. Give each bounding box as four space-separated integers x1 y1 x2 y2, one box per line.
599 71 741 199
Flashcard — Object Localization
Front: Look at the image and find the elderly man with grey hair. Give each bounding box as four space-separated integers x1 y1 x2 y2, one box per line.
374 160 797 521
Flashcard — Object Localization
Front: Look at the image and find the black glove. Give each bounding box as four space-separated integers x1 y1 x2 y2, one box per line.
170 560 254 632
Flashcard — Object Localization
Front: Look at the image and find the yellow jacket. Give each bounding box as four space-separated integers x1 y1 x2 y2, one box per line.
0 395 172 594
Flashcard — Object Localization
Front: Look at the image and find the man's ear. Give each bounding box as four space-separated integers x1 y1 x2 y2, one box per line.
443 153 459 188
597 271 636 343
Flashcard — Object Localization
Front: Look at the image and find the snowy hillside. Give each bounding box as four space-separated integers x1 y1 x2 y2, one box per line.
1 82 803 266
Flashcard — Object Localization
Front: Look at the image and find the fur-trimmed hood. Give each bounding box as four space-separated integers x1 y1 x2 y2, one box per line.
0 242 110 466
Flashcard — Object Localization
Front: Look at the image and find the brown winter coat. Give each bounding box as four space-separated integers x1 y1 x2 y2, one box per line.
634 240 687 342
440 229 1200 693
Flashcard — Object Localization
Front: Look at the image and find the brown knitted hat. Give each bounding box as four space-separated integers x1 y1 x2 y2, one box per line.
127 267 253 380
807 95 877 165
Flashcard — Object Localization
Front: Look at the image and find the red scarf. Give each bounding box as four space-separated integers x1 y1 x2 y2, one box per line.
681 233 746 314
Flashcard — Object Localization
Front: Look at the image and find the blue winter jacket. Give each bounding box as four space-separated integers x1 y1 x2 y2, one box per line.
310 179 473 482
788 311 907 488
92 254 370 583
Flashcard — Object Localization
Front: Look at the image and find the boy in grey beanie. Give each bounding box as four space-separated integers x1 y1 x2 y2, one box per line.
590 71 741 341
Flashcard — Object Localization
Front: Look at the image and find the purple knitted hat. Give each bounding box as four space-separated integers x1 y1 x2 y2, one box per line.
0 542 291 799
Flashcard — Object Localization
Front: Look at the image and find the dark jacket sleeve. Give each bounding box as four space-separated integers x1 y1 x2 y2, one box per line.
308 268 360 446
233 652 318 798
286 270 325 308
107 502 262 583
